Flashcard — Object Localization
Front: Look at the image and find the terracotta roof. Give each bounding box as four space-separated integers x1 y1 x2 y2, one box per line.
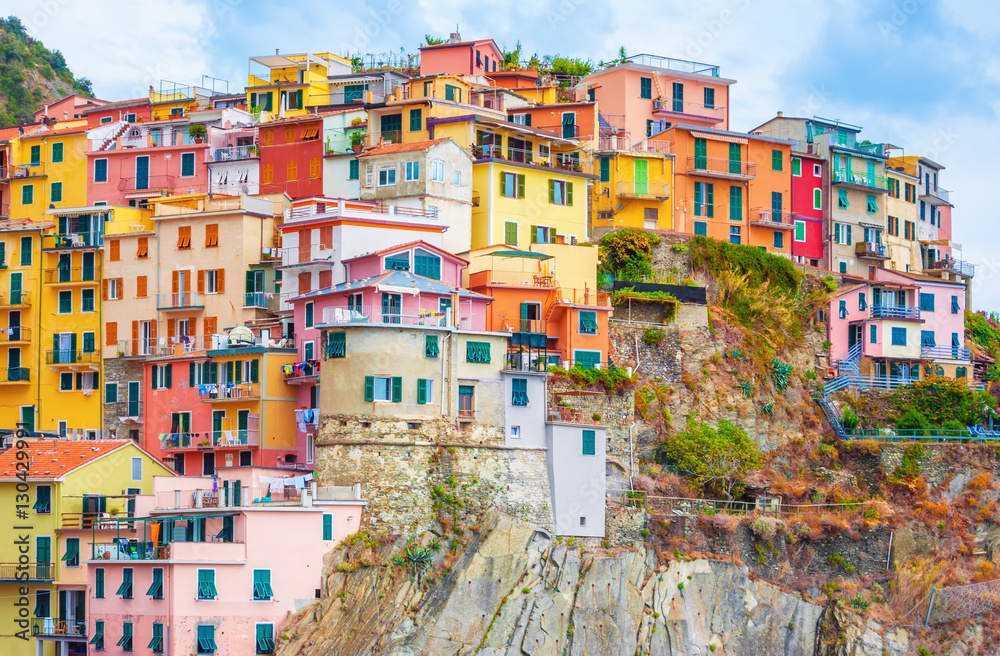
81 97 148 113
359 138 449 157
261 108 362 126
0 126 22 141
343 238 467 264
0 440 133 480
20 125 88 139
0 218 53 233
885 269 966 286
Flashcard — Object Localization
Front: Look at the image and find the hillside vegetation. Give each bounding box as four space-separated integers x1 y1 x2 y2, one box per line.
0 16 93 126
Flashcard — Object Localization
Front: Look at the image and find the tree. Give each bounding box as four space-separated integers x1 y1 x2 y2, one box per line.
425 35 445 46
659 419 762 501
894 377 996 427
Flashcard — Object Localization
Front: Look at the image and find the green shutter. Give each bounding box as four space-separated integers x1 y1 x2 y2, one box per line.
795 221 805 241
197 569 216 599
52 142 63 162
582 430 596 455
410 108 422 132
599 157 610 182
364 376 374 402
706 183 714 218
51 182 62 203
391 376 402 402
773 231 783 249
792 157 801 175
253 570 273 600
548 179 555 203
323 513 333 540
517 174 525 199
846 224 852 243
251 359 259 382
566 182 573 206
694 221 707 236
165 363 172 388
189 362 197 386
417 379 427 404
95 569 104 598
504 222 517 246
425 335 439 357
771 149 782 171
257 624 275 654
729 185 742 221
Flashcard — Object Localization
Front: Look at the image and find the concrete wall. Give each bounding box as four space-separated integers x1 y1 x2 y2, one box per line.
503 371 548 448
546 422 607 537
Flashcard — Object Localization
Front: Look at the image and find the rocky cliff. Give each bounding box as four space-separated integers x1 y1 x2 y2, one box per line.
275 511 917 656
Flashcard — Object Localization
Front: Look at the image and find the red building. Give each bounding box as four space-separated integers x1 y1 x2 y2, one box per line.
791 152 825 265
82 98 153 127
257 112 333 199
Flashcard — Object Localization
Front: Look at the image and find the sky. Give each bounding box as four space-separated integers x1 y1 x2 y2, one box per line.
7 0 1000 308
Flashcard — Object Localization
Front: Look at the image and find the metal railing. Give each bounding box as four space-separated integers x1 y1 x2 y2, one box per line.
626 53 720 76
60 511 133 529
829 137 887 156
472 144 593 174
920 345 972 360
920 184 950 204
370 201 440 218
550 287 611 307
822 374 985 395
855 241 889 258
616 181 669 198
0 367 30 382
156 292 203 310
365 130 402 147
469 269 559 288
749 207 794 225
244 292 280 311
31 618 86 638
1 162 46 179
596 135 673 154
0 562 53 581
505 352 552 372
321 305 454 327
653 97 726 121
45 350 99 365
43 268 98 284
626 492 880 518
870 305 920 319
161 430 260 449
0 291 31 306
118 175 176 192
929 258 975 278
209 145 258 162
686 156 755 178
0 326 29 342
42 232 102 250
199 383 260 401
283 361 319 380
831 168 890 191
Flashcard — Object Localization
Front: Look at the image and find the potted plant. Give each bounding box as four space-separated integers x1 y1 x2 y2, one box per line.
188 124 207 143
350 131 365 152
350 117 364 127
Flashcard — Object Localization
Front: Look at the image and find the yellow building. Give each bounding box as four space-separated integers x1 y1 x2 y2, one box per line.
7 125 90 223
884 166 920 272
0 439 172 656
592 146 674 236
246 52 352 120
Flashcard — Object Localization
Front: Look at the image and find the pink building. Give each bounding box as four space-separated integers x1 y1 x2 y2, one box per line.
86 468 364 656
32 93 107 122
828 267 971 382
791 152 825 265
418 34 503 76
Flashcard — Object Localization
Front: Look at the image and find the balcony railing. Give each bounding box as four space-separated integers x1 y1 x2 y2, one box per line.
0 291 31 307
921 345 972 361
42 232 102 250
244 292 280 311
60 511 134 530
829 137 887 157
0 326 29 343
627 53 720 76
321 305 455 328
156 292 204 310
283 360 319 381
90 539 246 561
870 305 920 319
472 145 593 174
366 130 402 148
687 156 755 179
616 181 669 199
551 287 611 307
505 351 552 372
199 383 260 401
920 184 950 204
118 174 176 192
469 269 560 288
596 135 673 155
117 336 212 358
209 145 258 162
929 258 975 278
855 241 890 259
43 267 98 284
652 97 726 122
31 618 86 638
0 367 29 382
0 562 53 582
749 207 795 227
46 350 99 366
161 429 260 449
1 162 46 180
831 168 890 191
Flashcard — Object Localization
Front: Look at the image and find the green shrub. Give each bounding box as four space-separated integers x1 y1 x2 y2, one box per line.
896 408 932 431
771 359 794 392
689 235 799 295
821 275 838 292
893 443 926 481
894 377 996 426
659 418 762 500
841 408 859 431
941 419 969 435
670 243 688 253
599 229 659 281
643 328 666 345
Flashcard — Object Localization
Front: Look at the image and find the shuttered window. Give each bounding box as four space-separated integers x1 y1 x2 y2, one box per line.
582 430 596 455
466 341 491 363
511 378 528 406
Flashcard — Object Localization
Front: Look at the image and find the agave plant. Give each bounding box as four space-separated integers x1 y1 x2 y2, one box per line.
393 544 435 582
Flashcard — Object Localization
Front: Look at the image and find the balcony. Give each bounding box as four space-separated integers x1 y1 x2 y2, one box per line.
505 351 552 373
43 267 98 285
1 162 46 180
550 287 611 307
0 562 53 582
0 326 29 344
749 208 795 229
472 145 594 175
469 269 559 288
829 137 887 157
686 156 755 180
46 350 100 366
118 174 176 193
31 618 86 639
921 345 972 361
208 145 258 162
831 168 890 192
283 360 319 383
244 292 280 311
928 257 974 278
199 383 260 402
365 130 402 148
0 367 30 383
156 292 204 311
161 429 260 449
0 291 31 307
652 97 726 124
59 511 134 530
596 135 673 155
320 305 464 328
41 232 102 251
870 305 921 320
920 184 951 205
855 241 890 260
616 181 669 200
90 539 246 562
281 243 334 267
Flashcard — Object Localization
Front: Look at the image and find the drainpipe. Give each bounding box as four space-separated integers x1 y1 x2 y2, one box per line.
440 332 450 418
628 421 636 490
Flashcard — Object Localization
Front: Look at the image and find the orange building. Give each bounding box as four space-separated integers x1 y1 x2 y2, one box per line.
654 125 793 255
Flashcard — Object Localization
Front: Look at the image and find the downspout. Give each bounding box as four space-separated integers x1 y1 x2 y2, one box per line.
440 332 450 418
628 421 636 490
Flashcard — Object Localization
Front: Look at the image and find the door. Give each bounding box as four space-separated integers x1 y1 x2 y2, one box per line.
8 311 19 342
672 82 683 112
127 381 140 417
177 271 188 306
82 252 95 281
561 113 575 139
298 229 312 264
20 406 33 433
82 494 106 528
9 271 21 305
140 322 152 356
694 138 707 170
381 293 401 324
135 156 149 191
213 411 225 444
36 536 51 579
57 333 74 364
58 253 71 282
126 487 140 530
519 303 540 332
237 410 249 445
633 159 648 196
203 452 215 477
8 348 20 380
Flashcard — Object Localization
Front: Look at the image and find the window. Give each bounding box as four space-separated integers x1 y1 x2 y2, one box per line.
445 84 461 102
131 457 142 481
812 188 822 210
197 569 217 599
204 270 219 294
431 160 445 182
858 293 867 311
364 375 401 402
94 158 108 183
693 221 707 236
197 625 217 654
287 160 298 181
385 254 409 270
574 350 601 369
177 226 191 249
771 149 782 171
838 300 847 319
83 331 96 354
253 569 273 600
952 295 960 314
21 184 33 205
512 113 530 125
512 378 529 406
58 290 72 313
729 226 740 245
105 382 119 403
794 220 806 242
29 144 40 165
323 513 333 540
118 621 133 652
51 182 63 203
151 364 172 390
729 185 742 221
60 372 73 391
149 623 164 653
305 302 314 328
423 334 441 358
416 378 434 404
82 289 95 313
414 253 441 280
204 223 219 247
459 385 474 417
326 332 345 359
377 167 396 186
582 430 596 455
792 157 801 176
501 171 524 198
405 161 420 181
704 87 715 109
639 77 652 99
838 189 849 208
147 568 163 599
95 568 105 598
466 341 491 363
694 181 713 217
870 324 877 344
579 311 598 334
181 152 195 177
919 293 935 311
348 158 360 180
34 484 51 513
504 221 518 246
773 231 783 249
866 194 878 214
549 179 572 206
409 108 422 132
117 568 133 598
453 171 461 185
891 327 907 346
256 624 275 655
19 236 31 266
921 330 936 347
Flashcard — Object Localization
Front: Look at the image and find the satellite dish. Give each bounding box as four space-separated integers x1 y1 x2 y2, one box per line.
228 326 254 346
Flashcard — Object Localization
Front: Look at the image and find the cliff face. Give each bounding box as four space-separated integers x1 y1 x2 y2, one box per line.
277 511 835 656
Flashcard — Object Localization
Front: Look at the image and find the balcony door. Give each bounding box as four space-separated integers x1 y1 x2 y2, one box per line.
127 381 140 418
381 293 401 324
633 159 648 196
8 310 20 341
135 156 149 191
10 271 21 305
7 347 20 380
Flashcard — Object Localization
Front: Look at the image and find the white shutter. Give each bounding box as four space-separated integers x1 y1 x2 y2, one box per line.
365 165 374 187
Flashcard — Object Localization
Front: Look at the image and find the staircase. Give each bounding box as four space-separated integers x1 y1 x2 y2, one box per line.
651 73 666 104
835 342 861 378
813 395 849 440
97 122 131 152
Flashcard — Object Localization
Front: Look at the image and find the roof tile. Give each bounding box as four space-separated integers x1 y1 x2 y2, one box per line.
0 440 132 480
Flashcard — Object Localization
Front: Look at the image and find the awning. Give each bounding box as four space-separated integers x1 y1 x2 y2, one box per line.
690 131 747 145
858 221 883 229
489 250 553 260
375 284 419 296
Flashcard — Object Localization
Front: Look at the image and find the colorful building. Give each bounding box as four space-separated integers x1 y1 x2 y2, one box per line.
790 151 825 266
0 439 171 656
418 34 504 76
31 93 107 123
883 160 920 273
7 124 91 223
246 52 352 120
486 69 558 105
85 467 363 656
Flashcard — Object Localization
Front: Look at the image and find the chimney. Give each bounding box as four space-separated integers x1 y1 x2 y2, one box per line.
777 111 783 117
449 31 461 44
